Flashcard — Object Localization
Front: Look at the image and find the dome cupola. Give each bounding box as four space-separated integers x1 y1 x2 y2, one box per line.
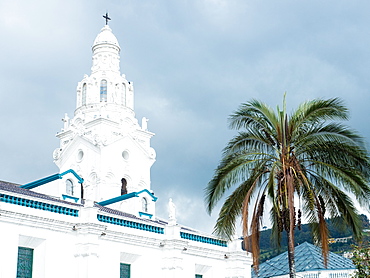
92 25 120 54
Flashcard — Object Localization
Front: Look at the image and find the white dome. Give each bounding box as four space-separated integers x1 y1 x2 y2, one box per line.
92 25 120 49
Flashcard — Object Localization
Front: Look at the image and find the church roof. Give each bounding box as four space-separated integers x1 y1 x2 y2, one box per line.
0 180 82 207
0 180 179 228
95 203 167 225
252 241 355 278
1 178 228 247
97 189 158 207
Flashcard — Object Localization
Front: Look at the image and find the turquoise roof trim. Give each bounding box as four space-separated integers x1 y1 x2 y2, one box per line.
97 189 157 206
97 214 164 234
0 193 79 217
62 194 80 203
139 212 153 219
21 169 84 190
180 232 227 247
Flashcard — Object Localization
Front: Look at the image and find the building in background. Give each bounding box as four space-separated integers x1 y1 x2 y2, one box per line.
252 242 355 278
0 20 251 278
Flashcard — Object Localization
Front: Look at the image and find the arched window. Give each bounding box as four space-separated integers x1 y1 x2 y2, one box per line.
142 197 148 212
100 79 107 102
82 83 87 105
66 179 74 196
121 178 127 195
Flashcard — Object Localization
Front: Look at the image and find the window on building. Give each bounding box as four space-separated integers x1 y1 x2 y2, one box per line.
100 79 107 102
66 179 74 196
142 197 148 212
17 247 34 278
121 178 127 195
120 263 131 278
82 83 87 105
195 275 203 278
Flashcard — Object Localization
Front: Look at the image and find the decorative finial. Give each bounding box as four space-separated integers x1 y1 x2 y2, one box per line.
103 12 111 25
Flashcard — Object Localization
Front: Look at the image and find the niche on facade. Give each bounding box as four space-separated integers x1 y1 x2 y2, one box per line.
76 149 84 162
121 178 127 195
66 179 74 196
122 150 129 160
142 197 148 212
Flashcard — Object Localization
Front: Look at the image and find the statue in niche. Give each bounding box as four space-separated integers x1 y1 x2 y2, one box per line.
121 178 127 195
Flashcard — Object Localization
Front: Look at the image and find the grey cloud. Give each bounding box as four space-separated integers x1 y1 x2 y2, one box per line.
1 0 370 233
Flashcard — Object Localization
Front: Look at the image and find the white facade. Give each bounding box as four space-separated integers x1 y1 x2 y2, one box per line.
0 22 252 278
0 193 250 278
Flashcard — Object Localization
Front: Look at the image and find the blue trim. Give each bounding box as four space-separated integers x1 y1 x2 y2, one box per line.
137 189 158 201
97 192 136 206
180 232 227 247
21 174 60 189
60 169 84 184
97 189 157 206
97 214 164 234
139 212 153 219
62 194 79 203
0 194 79 217
21 169 84 190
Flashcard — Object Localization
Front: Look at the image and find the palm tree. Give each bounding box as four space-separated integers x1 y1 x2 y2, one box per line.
205 97 370 278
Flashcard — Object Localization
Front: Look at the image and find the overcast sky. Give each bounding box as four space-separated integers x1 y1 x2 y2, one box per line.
1 0 370 235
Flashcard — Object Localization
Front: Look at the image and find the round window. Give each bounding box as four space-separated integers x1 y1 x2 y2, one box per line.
122 150 129 160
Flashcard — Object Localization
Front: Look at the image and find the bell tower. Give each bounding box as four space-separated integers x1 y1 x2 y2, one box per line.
53 20 157 217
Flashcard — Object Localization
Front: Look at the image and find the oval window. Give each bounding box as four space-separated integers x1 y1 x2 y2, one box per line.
77 150 84 162
122 150 129 160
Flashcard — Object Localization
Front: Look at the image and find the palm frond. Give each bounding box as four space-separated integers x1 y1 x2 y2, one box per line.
205 96 370 277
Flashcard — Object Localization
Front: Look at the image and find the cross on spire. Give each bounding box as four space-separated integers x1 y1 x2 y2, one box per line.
103 12 111 25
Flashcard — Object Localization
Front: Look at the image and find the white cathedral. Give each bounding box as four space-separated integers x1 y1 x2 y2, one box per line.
0 20 252 278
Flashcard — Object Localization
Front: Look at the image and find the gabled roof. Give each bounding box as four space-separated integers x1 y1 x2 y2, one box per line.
252 241 355 278
95 203 167 226
0 180 82 207
21 169 83 190
97 189 157 206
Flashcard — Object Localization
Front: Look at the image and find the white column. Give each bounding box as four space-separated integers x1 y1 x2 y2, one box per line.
0 227 18 278
75 203 102 278
225 238 252 278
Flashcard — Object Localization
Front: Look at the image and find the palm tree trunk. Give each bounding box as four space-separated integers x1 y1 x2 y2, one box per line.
286 230 296 278
287 171 296 278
